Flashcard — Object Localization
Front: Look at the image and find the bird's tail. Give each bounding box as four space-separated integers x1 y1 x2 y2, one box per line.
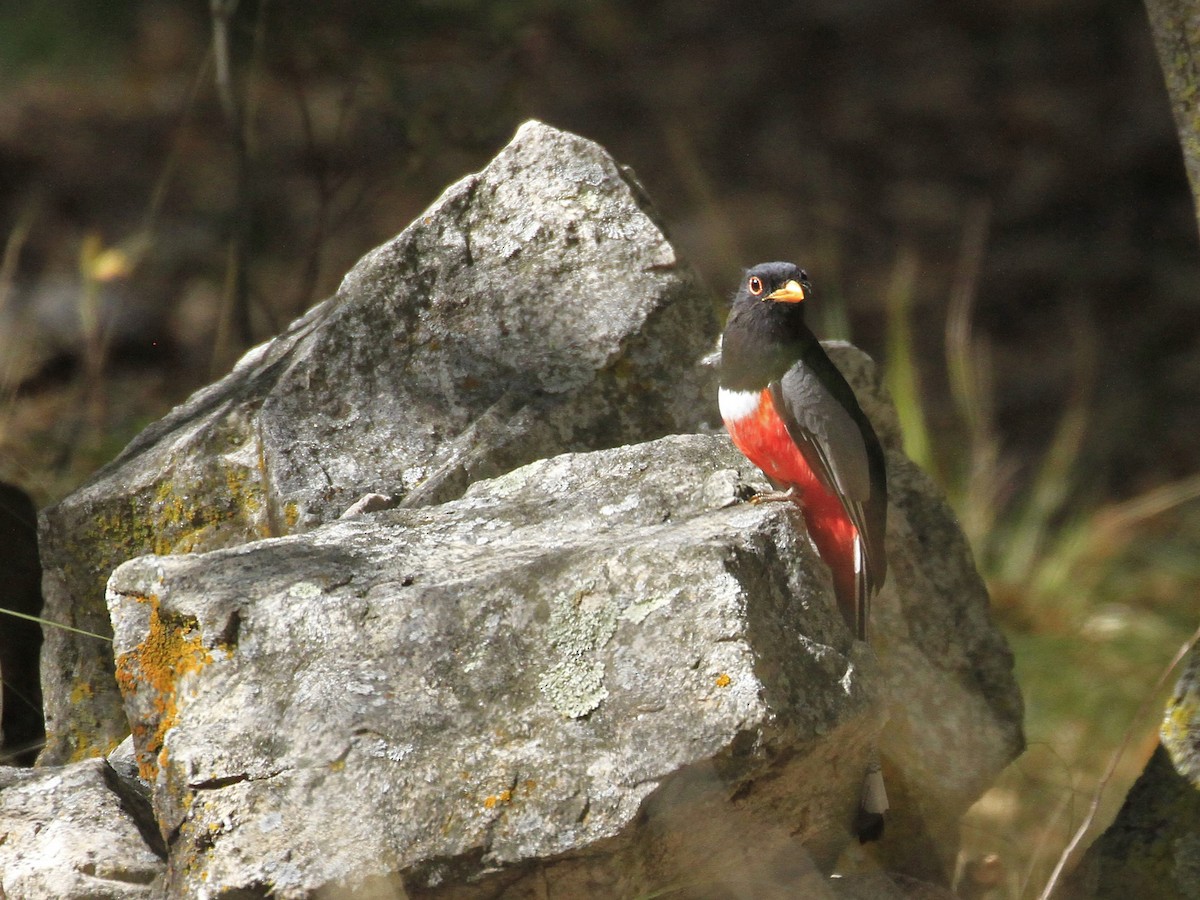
855 754 889 842
803 510 866 641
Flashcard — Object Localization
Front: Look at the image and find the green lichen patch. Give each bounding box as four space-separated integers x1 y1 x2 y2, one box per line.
538 590 617 718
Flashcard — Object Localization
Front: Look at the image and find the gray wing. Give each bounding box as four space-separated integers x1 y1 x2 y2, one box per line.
773 366 872 505
769 365 888 640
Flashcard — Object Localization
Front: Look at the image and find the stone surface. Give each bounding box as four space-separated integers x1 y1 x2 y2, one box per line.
831 872 960 900
1162 640 1200 787
1064 642 1200 900
1064 744 1200 900
32 116 1023 894
0 758 165 898
106 421 1022 897
867 452 1025 881
37 119 719 764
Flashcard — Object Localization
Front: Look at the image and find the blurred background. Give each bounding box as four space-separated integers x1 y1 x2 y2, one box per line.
1 0 1198 894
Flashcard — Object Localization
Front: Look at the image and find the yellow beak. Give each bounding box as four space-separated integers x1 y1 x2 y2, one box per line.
765 279 805 303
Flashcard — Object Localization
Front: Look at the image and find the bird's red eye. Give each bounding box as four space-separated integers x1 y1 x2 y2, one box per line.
748 276 764 296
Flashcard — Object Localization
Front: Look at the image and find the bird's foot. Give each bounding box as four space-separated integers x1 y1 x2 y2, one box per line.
749 487 800 506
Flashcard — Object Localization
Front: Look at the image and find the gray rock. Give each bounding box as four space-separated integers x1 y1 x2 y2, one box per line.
1162 640 1200 787
831 872 961 899
106 735 153 807
37 119 719 764
1063 744 1200 900
868 454 1025 881
32 117 1022 893
106 425 1021 897
0 758 165 898
1062 643 1200 900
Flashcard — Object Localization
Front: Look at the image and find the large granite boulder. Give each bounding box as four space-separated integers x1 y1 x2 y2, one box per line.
104 425 1021 896
36 120 718 765
26 118 1023 896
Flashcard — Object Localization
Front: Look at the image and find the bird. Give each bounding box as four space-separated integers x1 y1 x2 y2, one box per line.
718 261 887 639
718 261 889 840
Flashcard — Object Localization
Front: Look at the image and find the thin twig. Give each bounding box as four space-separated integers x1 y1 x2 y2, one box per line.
0 195 36 316
211 0 243 131
1019 778 1079 900
0 607 113 642
0 196 39 417
209 0 256 371
284 72 362 318
140 45 215 241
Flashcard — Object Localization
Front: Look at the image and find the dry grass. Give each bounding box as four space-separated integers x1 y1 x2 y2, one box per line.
884 202 1200 897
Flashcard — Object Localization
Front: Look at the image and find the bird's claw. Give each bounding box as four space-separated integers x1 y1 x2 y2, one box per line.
749 488 801 506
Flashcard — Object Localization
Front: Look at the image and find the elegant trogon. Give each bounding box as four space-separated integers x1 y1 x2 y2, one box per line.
719 261 887 640
719 261 890 840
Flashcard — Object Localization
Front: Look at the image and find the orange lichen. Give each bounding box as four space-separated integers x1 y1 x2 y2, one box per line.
113 591 214 782
714 672 732 688
483 789 513 809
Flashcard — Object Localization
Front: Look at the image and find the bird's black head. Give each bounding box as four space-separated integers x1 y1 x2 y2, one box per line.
736 261 812 308
720 261 818 387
